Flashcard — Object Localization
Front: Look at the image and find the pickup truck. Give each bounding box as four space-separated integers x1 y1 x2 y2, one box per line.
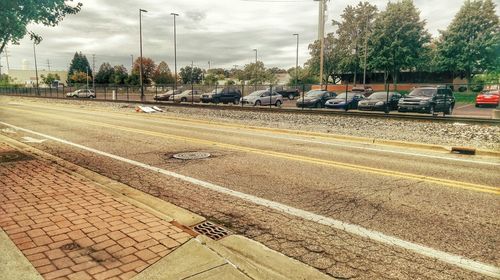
274 86 301 100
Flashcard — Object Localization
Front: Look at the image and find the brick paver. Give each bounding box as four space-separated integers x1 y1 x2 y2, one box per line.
0 144 192 280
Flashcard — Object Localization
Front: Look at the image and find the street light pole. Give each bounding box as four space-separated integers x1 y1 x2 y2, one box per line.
293 34 299 86
253 49 258 90
171 13 179 90
253 49 258 64
139 8 148 101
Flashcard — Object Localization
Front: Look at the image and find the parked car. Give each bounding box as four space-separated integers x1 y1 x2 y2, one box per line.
154 89 183 101
324 92 364 110
274 86 301 100
398 86 455 115
241 90 283 107
174 90 203 103
296 90 337 108
201 87 242 104
352 86 374 97
66 89 95 98
358 91 402 111
475 90 499 107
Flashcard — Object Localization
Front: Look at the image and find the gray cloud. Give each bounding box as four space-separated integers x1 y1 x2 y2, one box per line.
3 0 499 72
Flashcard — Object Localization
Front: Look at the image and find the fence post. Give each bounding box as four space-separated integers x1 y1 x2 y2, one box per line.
269 84 273 109
126 86 129 101
241 84 245 107
302 84 305 111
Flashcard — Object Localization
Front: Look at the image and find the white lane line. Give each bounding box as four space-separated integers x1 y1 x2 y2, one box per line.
1 121 499 279
6 103 498 166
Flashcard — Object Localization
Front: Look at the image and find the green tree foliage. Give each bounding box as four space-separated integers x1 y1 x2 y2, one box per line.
306 34 344 84
112 65 128 85
236 62 277 84
0 0 82 56
95 62 114 84
68 52 92 83
334 1 378 82
368 0 431 86
436 0 500 83
287 66 318 85
40 73 60 86
0 74 12 86
179 65 203 84
204 73 223 85
131 57 156 85
152 61 175 84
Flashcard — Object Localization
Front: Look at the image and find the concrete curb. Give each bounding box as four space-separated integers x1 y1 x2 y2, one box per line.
0 229 44 280
0 135 334 280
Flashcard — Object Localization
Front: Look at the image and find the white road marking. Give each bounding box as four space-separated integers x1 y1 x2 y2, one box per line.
21 136 47 144
1 121 499 278
1 128 17 134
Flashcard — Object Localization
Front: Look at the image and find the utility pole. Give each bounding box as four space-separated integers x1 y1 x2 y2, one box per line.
208 61 211 70
293 34 299 86
33 41 40 95
171 13 179 90
139 8 148 101
47 59 51 72
86 67 89 89
5 47 10 72
318 0 327 89
92 54 95 90
130 54 134 73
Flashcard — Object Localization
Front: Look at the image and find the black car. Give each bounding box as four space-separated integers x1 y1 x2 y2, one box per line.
358 92 402 111
201 87 242 104
324 92 364 110
296 90 337 108
398 86 455 115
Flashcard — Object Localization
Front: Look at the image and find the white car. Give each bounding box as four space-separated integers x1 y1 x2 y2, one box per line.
241 90 283 107
66 89 95 98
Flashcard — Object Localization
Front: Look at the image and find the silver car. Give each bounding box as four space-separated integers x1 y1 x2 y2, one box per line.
241 90 283 107
66 89 95 98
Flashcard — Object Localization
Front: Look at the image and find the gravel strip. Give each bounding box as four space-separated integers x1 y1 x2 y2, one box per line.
3 97 500 151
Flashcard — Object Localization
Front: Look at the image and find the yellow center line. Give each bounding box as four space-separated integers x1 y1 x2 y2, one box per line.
3 106 499 195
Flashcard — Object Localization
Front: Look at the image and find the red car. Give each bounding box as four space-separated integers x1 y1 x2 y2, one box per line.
475 90 499 107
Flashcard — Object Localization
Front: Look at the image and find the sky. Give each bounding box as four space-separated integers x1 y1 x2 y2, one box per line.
2 0 499 73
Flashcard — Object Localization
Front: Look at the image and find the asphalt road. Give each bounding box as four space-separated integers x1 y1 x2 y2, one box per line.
1 98 499 279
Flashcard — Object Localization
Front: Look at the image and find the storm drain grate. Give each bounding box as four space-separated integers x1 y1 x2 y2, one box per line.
173 152 211 160
0 151 33 164
193 221 231 240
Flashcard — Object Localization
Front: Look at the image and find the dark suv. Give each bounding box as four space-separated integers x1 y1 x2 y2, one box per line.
201 87 242 104
398 86 455 115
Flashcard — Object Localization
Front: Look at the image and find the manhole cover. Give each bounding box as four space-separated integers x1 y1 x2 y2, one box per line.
173 152 211 160
193 221 231 240
0 151 33 164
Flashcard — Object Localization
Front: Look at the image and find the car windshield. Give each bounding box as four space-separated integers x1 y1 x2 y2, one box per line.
306 91 325 97
368 92 392 99
181 90 192 95
249 90 267 96
409 88 436 97
211 88 224 94
336 93 357 99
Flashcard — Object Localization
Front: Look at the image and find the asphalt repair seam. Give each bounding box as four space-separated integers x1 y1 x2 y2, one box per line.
1 121 499 279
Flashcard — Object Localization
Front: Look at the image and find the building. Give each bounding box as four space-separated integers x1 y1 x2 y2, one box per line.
7 69 68 87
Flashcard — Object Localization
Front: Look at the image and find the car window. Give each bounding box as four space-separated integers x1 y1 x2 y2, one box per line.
409 88 436 97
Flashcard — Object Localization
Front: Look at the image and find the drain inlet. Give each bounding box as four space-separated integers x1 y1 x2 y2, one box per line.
193 221 231 240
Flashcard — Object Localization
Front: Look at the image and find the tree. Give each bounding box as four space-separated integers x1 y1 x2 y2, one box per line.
306 33 344 84
236 62 277 84
204 73 223 85
436 0 500 85
112 65 128 85
152 61 175 84
0 74 12 86
287 66 319 85
334 2 378 84
131 57 156 85
68 52 92 83
368 0 431 88
40 73 61 86
179 65 203 84
95 62 114 84
0 0 82 56
69 71 89 84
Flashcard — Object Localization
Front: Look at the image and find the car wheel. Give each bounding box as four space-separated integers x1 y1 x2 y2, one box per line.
181 97 187 102
233 98 239 105
90 95 95 99
288 94 295 100
275 100 282 107
429 105 436 115
445 104 454 115
213 98 220 104
315 102 322 109
254 100 261 107
475 104 480 108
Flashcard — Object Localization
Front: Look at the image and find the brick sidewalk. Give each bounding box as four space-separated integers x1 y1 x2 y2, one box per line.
0 143 192 280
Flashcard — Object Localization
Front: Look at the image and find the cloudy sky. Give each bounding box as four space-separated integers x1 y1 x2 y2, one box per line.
2 0 498 72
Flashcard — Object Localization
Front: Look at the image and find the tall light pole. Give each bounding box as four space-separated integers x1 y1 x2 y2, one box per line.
253 49 258 89
314 0 327 89
171 13 179 90
139 8 147 101
92 54 95 91
253 49 258 64
31 35 42 95
130 54 134 74
293 34 299 86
